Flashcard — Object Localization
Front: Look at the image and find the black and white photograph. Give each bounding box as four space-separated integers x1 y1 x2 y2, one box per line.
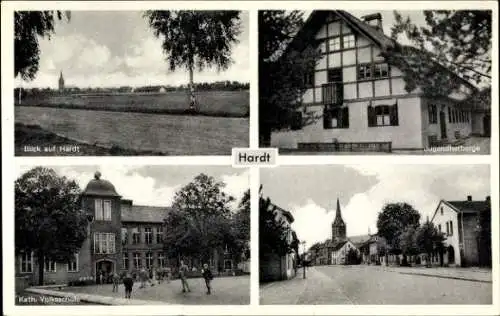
14 165 250 305
259 165 492 304
259 10 492 154
14 10 249 156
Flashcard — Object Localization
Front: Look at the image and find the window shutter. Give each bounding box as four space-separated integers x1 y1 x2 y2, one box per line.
342 106 349 128
290 111 303 130
367 105 375 127
390 103 399 126
323 106 332 129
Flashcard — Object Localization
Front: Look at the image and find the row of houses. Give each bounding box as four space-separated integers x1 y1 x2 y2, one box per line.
270 10 491 151
16 172 246 287
308 195 491 268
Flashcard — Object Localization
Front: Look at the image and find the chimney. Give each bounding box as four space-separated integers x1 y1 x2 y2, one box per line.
361 13 383 32
467 195 472 201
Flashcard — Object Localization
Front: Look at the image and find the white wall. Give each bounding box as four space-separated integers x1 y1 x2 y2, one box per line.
432 202 461 266
271 97 424 149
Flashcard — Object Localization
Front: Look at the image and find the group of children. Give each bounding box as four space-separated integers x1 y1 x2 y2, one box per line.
111 261 214 299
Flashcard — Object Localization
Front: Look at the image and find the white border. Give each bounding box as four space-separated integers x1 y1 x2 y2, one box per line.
2 1 499 316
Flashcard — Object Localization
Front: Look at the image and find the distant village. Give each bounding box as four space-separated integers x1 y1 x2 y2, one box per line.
15 71 250 98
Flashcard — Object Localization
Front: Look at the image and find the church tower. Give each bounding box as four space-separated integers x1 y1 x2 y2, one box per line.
58 71 65 91
331 198 346 242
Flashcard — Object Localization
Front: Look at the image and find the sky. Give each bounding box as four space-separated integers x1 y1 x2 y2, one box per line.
260 165 491 248
16 11 249 89
15 165 249 208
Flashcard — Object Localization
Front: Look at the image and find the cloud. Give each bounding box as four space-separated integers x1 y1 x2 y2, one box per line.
291 200 335 247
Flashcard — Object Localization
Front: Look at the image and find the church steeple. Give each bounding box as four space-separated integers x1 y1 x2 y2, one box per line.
332 197 346 242
58 71 65 91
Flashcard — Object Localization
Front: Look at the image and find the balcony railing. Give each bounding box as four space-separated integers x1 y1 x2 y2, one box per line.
322 83 343 106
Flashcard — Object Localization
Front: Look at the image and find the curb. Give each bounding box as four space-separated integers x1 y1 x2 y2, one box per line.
398 272 492 283
25 287 169 305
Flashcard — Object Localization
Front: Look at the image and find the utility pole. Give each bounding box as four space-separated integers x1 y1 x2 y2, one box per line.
301 241 306 279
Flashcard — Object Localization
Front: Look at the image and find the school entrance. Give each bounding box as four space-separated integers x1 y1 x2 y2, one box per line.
96 259 114 284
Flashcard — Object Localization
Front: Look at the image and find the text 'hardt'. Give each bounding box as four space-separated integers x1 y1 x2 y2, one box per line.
232 148 277 167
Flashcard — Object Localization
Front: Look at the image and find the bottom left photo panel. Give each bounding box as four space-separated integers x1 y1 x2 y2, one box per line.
13 165 250 305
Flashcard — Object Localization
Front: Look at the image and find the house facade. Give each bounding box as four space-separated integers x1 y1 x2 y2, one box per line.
271 11 477 151
430 195 491 267
260 202 298 281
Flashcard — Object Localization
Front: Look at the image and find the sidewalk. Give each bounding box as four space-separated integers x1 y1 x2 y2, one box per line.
25 287 168 305
382 266 492 283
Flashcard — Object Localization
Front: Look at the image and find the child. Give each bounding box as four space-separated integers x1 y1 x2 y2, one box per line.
202 263 214 295
112 272 120 292
179 260 191 293
123 273 133 299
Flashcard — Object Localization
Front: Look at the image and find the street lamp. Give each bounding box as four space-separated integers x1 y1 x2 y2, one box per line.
301 241 306 279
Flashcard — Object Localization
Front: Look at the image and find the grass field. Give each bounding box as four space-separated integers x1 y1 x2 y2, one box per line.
17 90 249 117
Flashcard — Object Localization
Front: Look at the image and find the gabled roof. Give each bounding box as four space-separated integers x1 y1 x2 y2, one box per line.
331 240 348 251
289 10 477 92
431 199 491 222
121 205 171 223
348 234 371 247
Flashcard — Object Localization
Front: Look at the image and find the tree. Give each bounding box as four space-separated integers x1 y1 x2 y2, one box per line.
399 226 419 266
259 10 321 146
15 11 70 81
15 167 88 285
230 189 251 260
376 202 421 256
415 220 445 266
259 196 293 258
387 10 491 97
144 11 241 110
163 173 235 265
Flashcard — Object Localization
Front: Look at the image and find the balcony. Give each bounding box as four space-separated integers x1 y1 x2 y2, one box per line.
322 83 343 106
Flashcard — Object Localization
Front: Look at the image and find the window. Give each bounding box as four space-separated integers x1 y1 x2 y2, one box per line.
368 104 399 127
374 63 389 78
323 106 349 129
132 227 140 244
144 227 153 245
358 63 389 80
133 252 141 269
123 253 129 270
146 252 153 269
449 221 453 236
158 252 166 268
44 258 56 272
68 253 79 272
304 69 314 87
95 199 103 220
440 207 444 215
327 68 343 83
448 107 452 123
438 224 442 232
358 65 372 80
93 233 116 254
103 200 111 221
19 252 33 273
95 199 111 221
428 104 438 124
446 222 449 236
121 228 128 246
328 37 341 51
342 34 356 49
156 226 163 244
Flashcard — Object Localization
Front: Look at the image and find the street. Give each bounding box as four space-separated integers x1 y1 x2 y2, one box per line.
260 265 492 305
62 276 249 305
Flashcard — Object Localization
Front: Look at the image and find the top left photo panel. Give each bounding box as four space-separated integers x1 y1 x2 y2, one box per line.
14 10 250 156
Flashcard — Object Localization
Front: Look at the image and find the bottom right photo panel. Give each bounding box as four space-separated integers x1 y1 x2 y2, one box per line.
259 164 492 305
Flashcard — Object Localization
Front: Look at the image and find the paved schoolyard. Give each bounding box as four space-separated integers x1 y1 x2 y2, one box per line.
63 276 249 305
260 265 492 305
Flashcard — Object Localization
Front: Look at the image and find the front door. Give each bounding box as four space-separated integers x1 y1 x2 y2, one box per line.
483 115 491 136
96 260 114 284
439 111 447 139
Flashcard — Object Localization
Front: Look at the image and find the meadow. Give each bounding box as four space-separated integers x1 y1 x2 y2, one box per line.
17 90 249 117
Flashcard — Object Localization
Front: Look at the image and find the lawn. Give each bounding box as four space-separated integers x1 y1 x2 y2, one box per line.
17 90 249 117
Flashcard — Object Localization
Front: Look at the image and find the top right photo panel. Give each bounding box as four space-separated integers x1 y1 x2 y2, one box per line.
259 10 492 155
